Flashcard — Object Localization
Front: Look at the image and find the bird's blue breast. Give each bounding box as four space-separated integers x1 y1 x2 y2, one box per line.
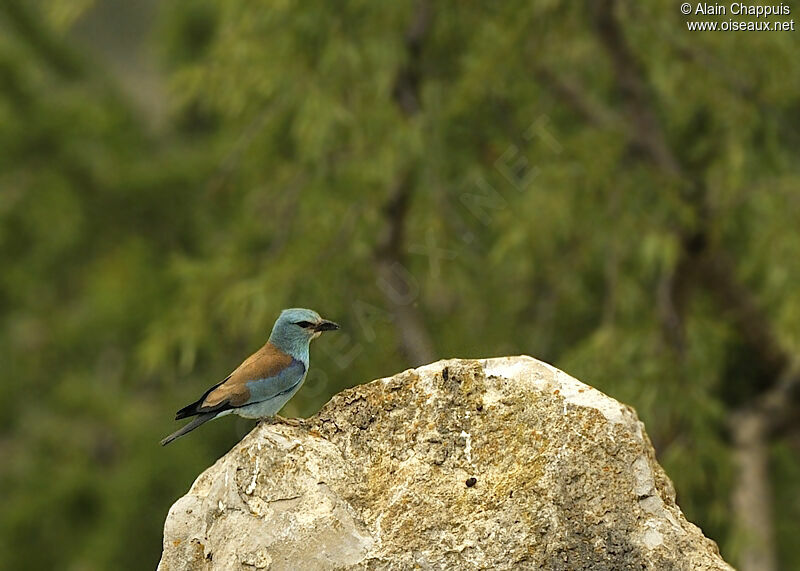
243 358 306 404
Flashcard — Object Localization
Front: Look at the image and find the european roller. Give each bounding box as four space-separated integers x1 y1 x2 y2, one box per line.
160 308 339 446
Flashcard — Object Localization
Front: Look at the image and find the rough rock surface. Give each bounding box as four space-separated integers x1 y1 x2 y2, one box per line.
158 356 733 570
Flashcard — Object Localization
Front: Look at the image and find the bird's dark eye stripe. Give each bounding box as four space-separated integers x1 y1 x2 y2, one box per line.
295 320 314 328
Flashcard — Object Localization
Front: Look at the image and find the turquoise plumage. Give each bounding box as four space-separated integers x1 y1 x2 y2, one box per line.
160 308 339 445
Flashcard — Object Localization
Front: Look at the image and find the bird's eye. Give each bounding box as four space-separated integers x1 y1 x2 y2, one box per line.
295 321 314 328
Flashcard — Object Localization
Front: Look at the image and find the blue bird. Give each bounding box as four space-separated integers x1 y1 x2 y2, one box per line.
160 308 339 446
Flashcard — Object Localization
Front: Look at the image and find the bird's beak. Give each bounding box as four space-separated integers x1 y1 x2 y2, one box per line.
314 319 340 332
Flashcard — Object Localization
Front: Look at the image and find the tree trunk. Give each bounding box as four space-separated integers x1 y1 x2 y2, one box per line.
731 409 776 571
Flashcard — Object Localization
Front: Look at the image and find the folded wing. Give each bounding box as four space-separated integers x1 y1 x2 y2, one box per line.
175 342 305 419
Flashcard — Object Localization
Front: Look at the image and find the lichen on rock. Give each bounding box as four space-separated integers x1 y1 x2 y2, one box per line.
158 356 733 570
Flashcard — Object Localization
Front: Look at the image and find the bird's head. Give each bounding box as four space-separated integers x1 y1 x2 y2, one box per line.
269 308 339 355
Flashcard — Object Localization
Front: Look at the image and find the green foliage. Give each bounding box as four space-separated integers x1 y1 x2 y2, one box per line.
1 1 799 569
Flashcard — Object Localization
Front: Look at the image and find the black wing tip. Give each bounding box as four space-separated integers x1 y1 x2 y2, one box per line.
175 400 202 420
173 374 233 421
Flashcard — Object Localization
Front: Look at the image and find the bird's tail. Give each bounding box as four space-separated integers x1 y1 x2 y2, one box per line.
160 412 217 446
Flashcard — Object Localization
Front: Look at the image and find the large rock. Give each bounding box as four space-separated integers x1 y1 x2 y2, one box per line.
158 356 733 570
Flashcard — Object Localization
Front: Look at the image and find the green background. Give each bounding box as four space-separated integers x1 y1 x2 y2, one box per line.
1 1 798 569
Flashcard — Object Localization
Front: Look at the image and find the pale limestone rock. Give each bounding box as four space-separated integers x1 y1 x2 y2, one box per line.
158 356 733 570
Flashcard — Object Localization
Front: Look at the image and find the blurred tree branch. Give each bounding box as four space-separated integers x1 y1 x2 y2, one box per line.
591 0 682 176
1 0 85 79
374 0 436 366
375 177 436 366
532 66 621 131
